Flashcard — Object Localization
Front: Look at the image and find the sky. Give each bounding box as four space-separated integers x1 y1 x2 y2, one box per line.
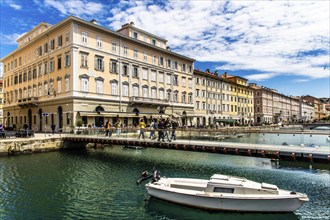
0 0 329 98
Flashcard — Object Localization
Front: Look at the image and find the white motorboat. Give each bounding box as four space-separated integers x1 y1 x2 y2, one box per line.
140 172 308 212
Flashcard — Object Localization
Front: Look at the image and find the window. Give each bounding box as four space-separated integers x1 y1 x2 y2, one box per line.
123 64 129 76
65 32 70 45
196 77 200 84
49 60 54 72
152 39 156 46
96 37 102 48
39 85 42 96
81 78 88 92
57 80 62 93
188 93 193 104
142 68 148 80
57 56 62 69
143 87 148 97
44 62 47 74
174 61 178 69
94 56 104 71
133 86 139 96
173 75 178 86
64 53 70 67
50 39 55 50
133 67 139 78
182 93 186 103
182 63 186 72
123 45 128 56
188 78 192 87
96 80 103 94
196 89 200 97
159 57 164 66
202 102 206 110
110 60 118 73
111 82 118 95
112 42 117 52
143 52 147 61
134 49 138 59
167 59 171 68
214 187 234 193
196 101 200 110
166 74 171 84
159 90 164 99
159 73 164 83
65 78 69 92
151 70 156 81
153 56 157 64
44 84 48 96
57 35 63 47
202 90 205 98
81 53 88 68
133 32 138 39
44 42 48 53
182 77 186 86
122 84 128 96
151 88 156 98
82 32 88 44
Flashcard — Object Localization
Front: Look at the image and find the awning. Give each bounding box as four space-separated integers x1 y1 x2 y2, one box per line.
216 119 236 124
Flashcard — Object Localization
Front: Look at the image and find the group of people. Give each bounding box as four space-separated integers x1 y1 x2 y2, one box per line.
138 117 179 142
104 119 122 137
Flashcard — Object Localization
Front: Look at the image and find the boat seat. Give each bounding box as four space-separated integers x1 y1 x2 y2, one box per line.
261 183 278 190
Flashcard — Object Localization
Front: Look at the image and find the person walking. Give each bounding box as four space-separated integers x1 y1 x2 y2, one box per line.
157 119 165 142
164 118 171 141
149 119 157 140
171 118 178 141
138 119 146 140
105 120 112 137
115 119 122 136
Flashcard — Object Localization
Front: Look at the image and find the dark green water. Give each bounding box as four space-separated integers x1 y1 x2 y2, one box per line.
0 146 329 220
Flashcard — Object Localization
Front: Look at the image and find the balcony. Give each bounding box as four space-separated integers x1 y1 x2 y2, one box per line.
18 97 39 108
129 96 170 106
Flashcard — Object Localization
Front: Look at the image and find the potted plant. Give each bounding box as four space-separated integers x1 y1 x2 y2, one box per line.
75 120 84 134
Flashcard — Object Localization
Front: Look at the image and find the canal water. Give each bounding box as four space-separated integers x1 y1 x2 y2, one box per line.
0 146 329 220
187 133 330 147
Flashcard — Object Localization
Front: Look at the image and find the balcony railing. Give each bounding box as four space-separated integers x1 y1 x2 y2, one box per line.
129 96 170 105
18 97 39 107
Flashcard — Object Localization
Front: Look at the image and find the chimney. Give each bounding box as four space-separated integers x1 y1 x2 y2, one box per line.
166 46 171 51
130 21 135 25
90 19 97 24
224 72 228 78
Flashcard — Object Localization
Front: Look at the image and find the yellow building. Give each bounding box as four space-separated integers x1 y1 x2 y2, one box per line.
193 70 231 127
0 79 3 124
0 16 194 132
221 73 254 125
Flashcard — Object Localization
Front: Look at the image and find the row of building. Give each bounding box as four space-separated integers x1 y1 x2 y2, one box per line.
0 16 329 132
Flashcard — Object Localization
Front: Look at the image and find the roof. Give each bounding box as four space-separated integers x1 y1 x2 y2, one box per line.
1 16 195 62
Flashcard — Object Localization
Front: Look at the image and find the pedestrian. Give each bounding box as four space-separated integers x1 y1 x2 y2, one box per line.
51 123 56 135
157 119 165 142
149 119 157 140
171 118 178 141
115 119 122 136
105 120 112 137
164 118 171 141
138 119 146 140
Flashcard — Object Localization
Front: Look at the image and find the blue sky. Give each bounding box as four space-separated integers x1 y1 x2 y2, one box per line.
1 0 329 98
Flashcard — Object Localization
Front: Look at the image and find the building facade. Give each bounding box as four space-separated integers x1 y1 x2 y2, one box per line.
193 70 231 126
221 73 254 125
250 84 300 124
1 16 194 132
300 98 315 122
0 79 3 124
302 96 326 121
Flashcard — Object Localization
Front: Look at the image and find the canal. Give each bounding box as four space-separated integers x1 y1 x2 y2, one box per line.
0 146 329 220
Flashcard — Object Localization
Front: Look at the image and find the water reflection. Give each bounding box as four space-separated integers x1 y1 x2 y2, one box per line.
146 197 299 220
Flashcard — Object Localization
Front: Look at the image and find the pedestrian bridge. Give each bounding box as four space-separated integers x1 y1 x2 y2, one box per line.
62 129 330 163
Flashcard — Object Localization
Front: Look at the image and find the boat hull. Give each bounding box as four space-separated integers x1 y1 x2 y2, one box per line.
146 186 306 212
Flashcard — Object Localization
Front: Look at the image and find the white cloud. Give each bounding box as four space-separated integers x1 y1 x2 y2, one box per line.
0 63 3 77
106 0 329 81
0 33 24 45
9 3 22 10
3 0 22 10
245 73 278 81
44 0 103 17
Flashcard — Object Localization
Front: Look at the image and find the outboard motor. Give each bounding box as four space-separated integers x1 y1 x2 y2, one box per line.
136 171 153 185
152 170 161 182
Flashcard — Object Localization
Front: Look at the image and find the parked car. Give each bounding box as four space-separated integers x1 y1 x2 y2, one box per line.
15 130 35 138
